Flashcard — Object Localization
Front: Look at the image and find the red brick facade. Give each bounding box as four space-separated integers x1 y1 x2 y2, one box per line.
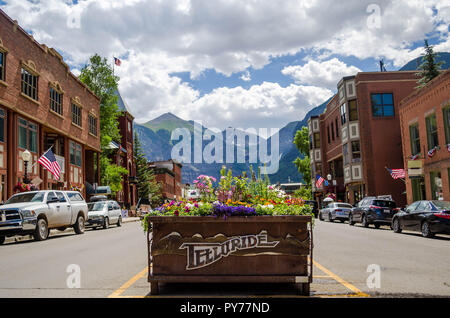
399 70 450 204
149 160 182 201
0 9 100 201
310 71 419 207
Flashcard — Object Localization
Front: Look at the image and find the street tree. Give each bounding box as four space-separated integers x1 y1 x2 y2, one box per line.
134 132 162 206
293 126 312 198
416 39 444 88
79 54 125 194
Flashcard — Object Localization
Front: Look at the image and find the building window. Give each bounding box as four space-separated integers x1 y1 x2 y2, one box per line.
343 143 349 165
315 163 322 176
0 109 4 143
69 141 82 167
351 141 361 162
50 87 63 115
21 68 38 101
409 123 421 156
314 133 320 148
430 171 442 200
443 107 450 144
327 125 330 144
425 114 439 150
371 93 394 117
89 115 97 136
339 86 344 100
348 100 358 121
18 118 38 153
335 118 339 138
309 135 313 150
72 103 82 127
0 51 5 82
331 122 335 141
340 103 347 125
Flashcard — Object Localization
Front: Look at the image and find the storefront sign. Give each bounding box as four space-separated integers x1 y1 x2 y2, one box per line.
179 231 280 270
407 160 423 177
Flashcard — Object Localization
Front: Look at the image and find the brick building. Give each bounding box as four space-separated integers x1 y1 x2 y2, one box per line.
0 9 100 201
110 90 137 209
399 69 450 203
309 71 420 207
148 160 182 201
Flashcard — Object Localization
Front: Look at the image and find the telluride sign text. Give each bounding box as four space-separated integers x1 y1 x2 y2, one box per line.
179 231 279 270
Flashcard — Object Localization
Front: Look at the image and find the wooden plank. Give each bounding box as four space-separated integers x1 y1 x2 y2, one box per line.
148 275 309 283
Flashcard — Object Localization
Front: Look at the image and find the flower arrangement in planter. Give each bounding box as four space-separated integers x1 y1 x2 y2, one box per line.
143 166 312 228
13 182 38 193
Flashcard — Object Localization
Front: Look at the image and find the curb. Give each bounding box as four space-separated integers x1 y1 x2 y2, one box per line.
3 217 141 244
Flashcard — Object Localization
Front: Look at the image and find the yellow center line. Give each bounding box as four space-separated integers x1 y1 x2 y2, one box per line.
313 260 370 297
108 266 148 298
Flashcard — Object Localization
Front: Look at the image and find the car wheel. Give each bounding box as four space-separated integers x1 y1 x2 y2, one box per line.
74 215 85 234
421 221 434 238
117 216 122 227
0 235 5 245
103 217 109 229
392 218 402 233
34 218 50 241
348 214 355 226
361 215 369 228
319 212 324 221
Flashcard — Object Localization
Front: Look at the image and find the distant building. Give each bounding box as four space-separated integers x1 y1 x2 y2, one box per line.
279 183 303 195
309 71 420 207
105 90 137 209
399 69 450 203
148 159 182 201
0 9 100 200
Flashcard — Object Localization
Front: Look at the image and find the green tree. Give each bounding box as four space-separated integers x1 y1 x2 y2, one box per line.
134 132 162 206
293 126 312 193
416 39 444 88
79 54 124 192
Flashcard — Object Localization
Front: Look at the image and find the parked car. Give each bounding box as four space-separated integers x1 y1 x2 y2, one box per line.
349 197 399 228
319 202 353 222
304 200 319 218
392 200 450 238
86 200 122 229
0 190 88 244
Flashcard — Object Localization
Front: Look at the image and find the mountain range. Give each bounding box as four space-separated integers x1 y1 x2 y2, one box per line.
134 53 450 184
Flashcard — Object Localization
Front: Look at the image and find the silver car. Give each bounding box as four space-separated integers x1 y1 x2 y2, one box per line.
86 200 122 229
319 202 353 223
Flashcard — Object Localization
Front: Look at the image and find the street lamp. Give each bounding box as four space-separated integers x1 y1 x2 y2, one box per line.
22 149 31 184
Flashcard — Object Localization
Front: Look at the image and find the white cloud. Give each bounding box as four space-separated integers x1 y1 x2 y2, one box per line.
240 70 251 82
282 58 362 90
1 0 448 129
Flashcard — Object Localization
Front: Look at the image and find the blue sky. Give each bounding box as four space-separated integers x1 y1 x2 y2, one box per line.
1 0 449 130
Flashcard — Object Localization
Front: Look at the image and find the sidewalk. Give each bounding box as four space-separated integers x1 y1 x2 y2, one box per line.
3 217 141 244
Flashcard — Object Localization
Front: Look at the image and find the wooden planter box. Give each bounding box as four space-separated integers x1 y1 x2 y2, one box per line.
147 215 313 295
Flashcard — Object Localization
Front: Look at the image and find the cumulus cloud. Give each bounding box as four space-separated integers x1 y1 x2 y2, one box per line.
1 0 448 129
282 58 362 90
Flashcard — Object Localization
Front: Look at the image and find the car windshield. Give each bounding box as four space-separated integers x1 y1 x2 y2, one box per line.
432 201 450 211
88 202 106 211
5 192 45 204
336 203 352 208
372 200 396 208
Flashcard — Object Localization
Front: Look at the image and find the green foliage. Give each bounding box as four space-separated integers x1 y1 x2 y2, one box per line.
134 132 162 206
293 126 311 186
79 54 121 150
101 156 129 194
416 40 444 88
293 187 313 200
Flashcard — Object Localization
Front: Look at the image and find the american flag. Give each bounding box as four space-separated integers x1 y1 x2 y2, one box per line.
427 147 436 158
315 175 325 188
38 148 61 180
386 167 405 179
114 57 121 66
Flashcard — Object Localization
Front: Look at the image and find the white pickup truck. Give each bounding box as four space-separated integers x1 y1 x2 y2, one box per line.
0 190 88 244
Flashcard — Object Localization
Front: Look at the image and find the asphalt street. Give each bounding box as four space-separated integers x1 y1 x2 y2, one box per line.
0 218 449 298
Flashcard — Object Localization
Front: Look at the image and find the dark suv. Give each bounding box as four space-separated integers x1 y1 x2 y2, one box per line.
349 197 399 228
